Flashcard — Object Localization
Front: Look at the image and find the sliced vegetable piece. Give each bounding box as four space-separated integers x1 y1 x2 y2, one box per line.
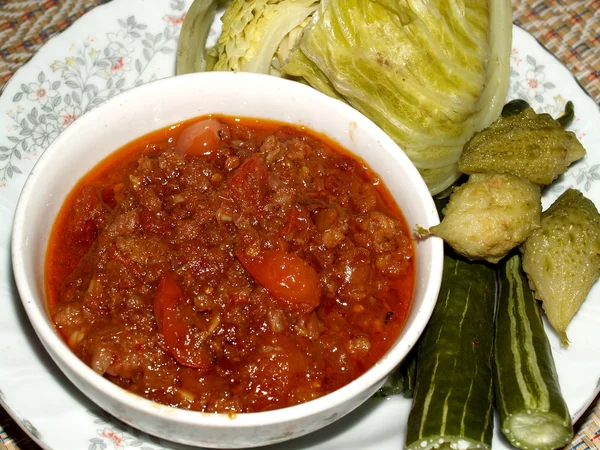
521 188 600 345
154 274 213 370
406 254 496 450
176 0 223 75
494 253 573 450
237 249 321 312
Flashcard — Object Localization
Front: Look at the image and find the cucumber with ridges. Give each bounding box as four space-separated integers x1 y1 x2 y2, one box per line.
494 253 573 449
406 254 496 450
373 346 417 398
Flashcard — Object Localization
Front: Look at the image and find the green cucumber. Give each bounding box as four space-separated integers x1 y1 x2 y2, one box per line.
494 253 573 449
373 346 417 398
406 255 496 450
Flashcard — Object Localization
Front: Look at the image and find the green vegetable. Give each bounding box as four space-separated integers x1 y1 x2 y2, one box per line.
284 0 512 194
406 255 496 450
211 0 319 76
501 99 574 126
501 99 530 117
176 0 223 75
459 106 586 185
373 347 417 399
423 173 541 263
557 101 575 128
494 253 573 449
521 188 600 345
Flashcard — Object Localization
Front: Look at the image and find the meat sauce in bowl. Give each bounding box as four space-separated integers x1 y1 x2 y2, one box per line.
45 116 415 414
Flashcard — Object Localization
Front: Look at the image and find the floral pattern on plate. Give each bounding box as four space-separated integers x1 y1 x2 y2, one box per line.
1 0 186 186
88 410 168 450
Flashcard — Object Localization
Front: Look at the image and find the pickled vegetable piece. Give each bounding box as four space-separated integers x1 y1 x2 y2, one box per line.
494 253 573 450
424 173 541 263
521 188 600 345
406 255 496 449
459 107 586 185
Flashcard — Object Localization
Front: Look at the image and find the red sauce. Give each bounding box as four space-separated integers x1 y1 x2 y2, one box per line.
45 116 415 413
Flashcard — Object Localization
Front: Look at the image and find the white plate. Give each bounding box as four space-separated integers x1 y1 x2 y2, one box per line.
1 1 599 449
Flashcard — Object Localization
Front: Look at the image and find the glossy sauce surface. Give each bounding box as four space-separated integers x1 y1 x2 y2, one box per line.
45 116 415 413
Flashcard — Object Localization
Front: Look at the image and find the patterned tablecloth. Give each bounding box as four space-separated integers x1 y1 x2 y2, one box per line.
1 1 599 449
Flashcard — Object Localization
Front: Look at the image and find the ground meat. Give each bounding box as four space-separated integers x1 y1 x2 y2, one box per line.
46 116 415 413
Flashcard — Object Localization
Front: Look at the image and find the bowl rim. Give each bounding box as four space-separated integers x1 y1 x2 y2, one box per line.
11 71 443 428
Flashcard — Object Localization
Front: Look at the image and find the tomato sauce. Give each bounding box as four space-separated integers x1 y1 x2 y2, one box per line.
45 116 415 413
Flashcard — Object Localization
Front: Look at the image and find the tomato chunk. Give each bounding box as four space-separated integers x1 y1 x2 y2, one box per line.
237 250 321 313
68 185 108 246
176 119 222 157
154 274 212 371
229 154 269 211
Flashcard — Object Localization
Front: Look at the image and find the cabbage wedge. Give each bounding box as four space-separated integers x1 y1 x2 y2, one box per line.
284 0 512 194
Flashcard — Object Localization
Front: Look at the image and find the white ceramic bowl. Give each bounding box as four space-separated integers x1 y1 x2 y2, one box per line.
12 72 443 448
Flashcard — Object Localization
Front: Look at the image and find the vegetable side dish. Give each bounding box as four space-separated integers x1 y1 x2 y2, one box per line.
424 172 541 263
420 100 599 344
44 116 416 413
404 100 596 449
494 253 573 449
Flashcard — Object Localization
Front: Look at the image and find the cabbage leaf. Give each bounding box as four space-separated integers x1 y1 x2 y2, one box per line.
176 0 225 75
212 0 319 76
283 0 512 194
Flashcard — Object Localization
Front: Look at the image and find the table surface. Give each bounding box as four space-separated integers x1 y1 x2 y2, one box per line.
1 1 599 449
